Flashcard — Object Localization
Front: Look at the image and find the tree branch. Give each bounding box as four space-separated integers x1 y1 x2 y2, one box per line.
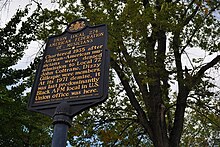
181 0 197 20
118 40 150 106
0 0 11 11
112 121 134 146
111 58 145 117
97 118 138 126
157 30 169 102
182 51 195 69
142 0 149 8
187 105 220 128
191 55 220 86
170 31 190 146
181 3 220 53
111 58 153 139
184 5 200 26
188 96 220 114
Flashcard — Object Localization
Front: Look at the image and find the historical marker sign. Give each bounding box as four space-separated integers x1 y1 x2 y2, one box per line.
28 19 110 117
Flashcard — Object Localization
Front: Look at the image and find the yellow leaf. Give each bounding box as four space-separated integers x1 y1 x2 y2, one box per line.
204 8 209 15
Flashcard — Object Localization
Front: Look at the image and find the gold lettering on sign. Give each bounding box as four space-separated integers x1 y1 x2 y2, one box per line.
35 28 105 103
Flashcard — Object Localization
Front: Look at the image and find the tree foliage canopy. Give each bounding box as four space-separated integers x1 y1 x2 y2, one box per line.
1 0 220 146
0 6 52 146
33 0 220 146
48 0 219 146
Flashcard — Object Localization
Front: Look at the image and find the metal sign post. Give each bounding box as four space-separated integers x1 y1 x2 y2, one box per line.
52 102 72 147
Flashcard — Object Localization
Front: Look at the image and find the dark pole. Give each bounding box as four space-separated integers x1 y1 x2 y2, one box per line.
52 102 72 147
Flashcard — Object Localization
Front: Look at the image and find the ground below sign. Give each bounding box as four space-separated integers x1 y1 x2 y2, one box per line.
28 19 109 117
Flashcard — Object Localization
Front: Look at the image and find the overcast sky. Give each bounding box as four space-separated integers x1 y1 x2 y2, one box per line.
0 0 60 69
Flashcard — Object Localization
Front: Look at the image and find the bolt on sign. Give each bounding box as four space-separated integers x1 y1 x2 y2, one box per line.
28 19 110 117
